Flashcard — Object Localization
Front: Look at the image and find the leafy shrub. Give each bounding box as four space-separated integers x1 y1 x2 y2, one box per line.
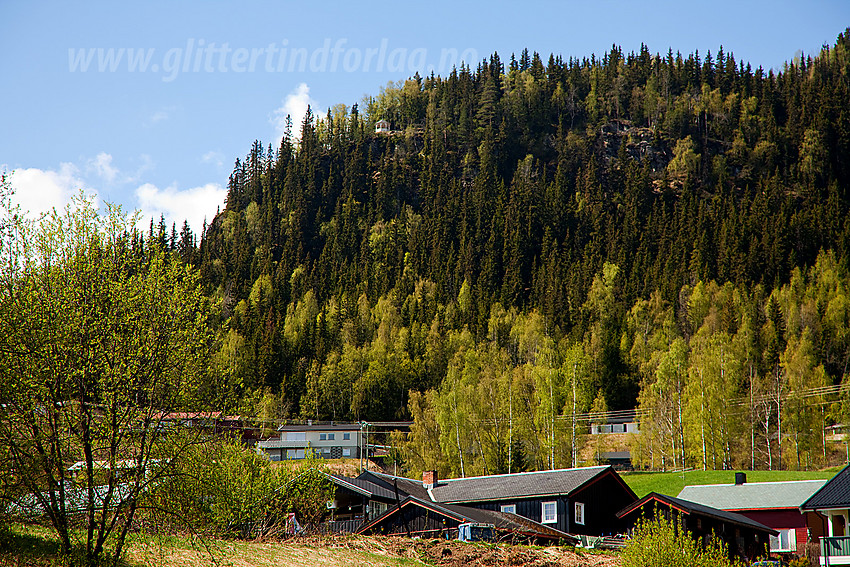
144 438 332 538
620 514 742 567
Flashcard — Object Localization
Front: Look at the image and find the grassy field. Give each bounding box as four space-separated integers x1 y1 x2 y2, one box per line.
621 466 843 498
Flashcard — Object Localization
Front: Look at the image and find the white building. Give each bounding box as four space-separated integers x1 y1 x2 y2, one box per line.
256 421 363 461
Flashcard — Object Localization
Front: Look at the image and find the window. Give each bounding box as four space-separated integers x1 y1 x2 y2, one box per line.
322 447 331 454
319 433 327 441
342 448 351 457
574 502 585 525
500 504 516 514
327 433 335 440
770 529 797 552
343 433 350 440
286 449 305 459
285 432 306 441
542 501 557 524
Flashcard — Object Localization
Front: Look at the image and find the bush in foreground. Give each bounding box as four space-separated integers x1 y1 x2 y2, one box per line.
620 514 742 567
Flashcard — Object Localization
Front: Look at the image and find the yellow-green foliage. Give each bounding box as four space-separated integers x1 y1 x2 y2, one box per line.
146 439 333 537
620 514 741 567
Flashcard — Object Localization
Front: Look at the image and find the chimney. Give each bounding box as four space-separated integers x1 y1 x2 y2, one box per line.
423 470 438 489
735 472 747 485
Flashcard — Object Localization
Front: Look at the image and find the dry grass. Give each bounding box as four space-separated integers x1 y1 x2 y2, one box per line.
123 534 620 567
3 525 619 567
124 535 425 567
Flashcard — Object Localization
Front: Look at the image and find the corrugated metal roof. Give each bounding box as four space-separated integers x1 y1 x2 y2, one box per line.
677 479 827 510
802 465 850 510
429 466 611 503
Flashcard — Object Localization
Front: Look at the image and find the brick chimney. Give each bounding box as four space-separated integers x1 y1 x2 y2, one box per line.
423 470 438 489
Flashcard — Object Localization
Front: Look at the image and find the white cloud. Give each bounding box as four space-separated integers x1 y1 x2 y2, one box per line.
135 182 226 234
7 164 97 218
150 110 169 124
271 83 317 143
87 152 118 183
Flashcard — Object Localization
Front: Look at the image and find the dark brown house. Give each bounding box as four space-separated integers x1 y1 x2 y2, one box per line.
323 465 637 539
357 495 576 544
617 492 777 562
421 465 637 536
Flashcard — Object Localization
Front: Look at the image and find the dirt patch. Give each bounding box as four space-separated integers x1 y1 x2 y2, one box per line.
294 535 620 567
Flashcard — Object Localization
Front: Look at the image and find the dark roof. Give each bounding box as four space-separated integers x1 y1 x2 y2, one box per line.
327 474 398 501
358 470 431 500
428 466 616 504
801 464 850 511
599 451 632 460
357 496 576 542
617 492 778 535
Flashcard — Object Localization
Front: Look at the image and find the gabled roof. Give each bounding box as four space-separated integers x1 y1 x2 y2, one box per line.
358 470 431 500
802 465 850 511
356 495 577 542
352 466 634 505
428 466 625 504
326 474 398 501
678 479 827 511
617 492 778 535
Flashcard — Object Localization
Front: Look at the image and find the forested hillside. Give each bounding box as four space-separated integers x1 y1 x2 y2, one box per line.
181 31 850 475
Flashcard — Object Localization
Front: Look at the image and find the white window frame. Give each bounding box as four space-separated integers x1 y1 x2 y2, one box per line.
770 528 797 552
343 432 350 440
319 433 327 441
542 501 557 524
501 504 516 514
327 433 335 440
574 502 585 525
342 448 351 457
285 432 306 441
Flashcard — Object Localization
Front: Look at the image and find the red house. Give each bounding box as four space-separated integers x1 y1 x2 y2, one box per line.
678 473 827 556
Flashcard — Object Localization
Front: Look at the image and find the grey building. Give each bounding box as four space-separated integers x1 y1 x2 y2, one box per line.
256 422 363 461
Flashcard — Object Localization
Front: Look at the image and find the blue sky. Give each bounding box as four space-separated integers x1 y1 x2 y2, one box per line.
1 0 847 234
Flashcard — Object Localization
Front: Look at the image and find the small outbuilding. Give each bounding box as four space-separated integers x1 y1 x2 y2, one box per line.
375 119 391 133
617 492 776 562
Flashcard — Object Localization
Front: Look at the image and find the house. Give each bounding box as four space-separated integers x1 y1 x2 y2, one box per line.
598 451 633 470
678 473 827 556
322 465 637 541
375 119 391 133
256 421 363 461
357 494 575 544
801 464 850 565
617 492 777 562
590 409 640 435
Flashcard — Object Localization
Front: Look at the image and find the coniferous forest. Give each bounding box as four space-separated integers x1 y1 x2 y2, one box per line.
172 31 850 475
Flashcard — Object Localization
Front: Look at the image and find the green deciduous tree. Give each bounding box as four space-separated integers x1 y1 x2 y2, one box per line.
0 185 214 566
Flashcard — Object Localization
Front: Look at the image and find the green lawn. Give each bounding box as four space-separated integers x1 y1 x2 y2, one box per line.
621 467 844 498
